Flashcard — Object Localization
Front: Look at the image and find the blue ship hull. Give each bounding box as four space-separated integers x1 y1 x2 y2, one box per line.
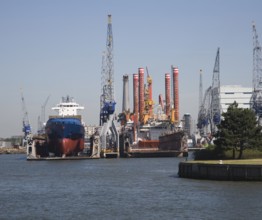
45 117 85 156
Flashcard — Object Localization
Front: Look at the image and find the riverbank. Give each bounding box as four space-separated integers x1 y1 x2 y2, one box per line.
0 147 26 154
179 159 262 181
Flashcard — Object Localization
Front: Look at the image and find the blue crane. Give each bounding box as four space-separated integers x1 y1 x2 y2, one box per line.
20 89 31 144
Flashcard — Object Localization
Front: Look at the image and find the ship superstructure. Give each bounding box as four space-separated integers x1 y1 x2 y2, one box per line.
52 96 84 118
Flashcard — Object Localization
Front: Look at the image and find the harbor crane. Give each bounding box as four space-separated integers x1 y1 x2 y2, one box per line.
199 69 203 115
97 14 119 158
100 15 116 126
38 95 50 134
197 69 208 135
20 89 31 146
197 48 221 136
197 86 212 136
210 48 221 134
250 22 262 122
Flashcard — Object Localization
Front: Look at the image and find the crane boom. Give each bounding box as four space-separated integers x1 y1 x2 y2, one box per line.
38 95 50 134
41 95 50 125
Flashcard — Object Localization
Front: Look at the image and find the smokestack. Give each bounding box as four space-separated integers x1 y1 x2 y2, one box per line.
165 73 171 117
172 66 179 122
133 74 139 116
122 75 130 112
138 68 144 123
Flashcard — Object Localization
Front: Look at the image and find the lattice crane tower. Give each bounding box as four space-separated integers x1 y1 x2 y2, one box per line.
100 14 116 125
210 48 221 133
250 22 262 118
105 14 114 102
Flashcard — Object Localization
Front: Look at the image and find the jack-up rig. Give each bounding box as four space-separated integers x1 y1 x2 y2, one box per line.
93 15 119 158
250 22 262 122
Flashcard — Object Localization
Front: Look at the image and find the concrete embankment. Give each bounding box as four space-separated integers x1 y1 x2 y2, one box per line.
179 160 262 181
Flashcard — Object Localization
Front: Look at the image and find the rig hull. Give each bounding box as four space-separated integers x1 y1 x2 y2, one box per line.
159 131 186 151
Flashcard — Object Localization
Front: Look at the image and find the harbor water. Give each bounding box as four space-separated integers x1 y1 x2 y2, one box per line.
1 154 262 220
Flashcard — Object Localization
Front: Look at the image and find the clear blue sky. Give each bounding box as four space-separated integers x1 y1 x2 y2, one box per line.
0 0 261 138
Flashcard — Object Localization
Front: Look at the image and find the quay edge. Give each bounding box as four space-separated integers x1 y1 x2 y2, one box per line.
178 161 262 181
26 155 99 161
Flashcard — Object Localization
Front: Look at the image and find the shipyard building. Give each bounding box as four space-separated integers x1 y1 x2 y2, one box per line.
220 85 252 112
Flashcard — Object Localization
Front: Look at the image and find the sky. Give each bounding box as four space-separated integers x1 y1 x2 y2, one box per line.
0 0 261 138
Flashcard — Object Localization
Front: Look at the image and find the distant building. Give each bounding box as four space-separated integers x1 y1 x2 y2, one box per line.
0 141 12 148
183 113 192 136
85 125 97 138
220 85 252 112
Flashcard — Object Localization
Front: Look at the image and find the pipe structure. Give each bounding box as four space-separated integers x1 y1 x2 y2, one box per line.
173 67 179 122
159 94 164 112
165 73 171 117
133 74 139 117
138 68 145 123
133 73 139 143
122 75 130 112
147 74 153 118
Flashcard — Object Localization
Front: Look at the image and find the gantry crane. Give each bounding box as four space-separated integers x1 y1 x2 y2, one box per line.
250 22 262 122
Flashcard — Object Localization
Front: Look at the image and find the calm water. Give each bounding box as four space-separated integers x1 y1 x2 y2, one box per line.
1 154 262 220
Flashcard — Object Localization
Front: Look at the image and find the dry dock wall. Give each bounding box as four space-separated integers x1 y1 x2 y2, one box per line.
179 162 262 181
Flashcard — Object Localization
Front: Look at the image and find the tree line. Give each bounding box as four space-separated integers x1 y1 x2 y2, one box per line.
195 102 262 160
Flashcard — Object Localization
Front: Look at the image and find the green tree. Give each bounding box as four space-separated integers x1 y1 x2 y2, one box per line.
214 102 262 159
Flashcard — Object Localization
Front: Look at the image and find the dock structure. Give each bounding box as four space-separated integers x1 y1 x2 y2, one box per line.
26 135 100 161
179 161 262 181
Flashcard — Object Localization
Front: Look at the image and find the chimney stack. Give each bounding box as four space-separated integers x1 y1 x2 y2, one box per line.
165 73 171 117
172 66 179 122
